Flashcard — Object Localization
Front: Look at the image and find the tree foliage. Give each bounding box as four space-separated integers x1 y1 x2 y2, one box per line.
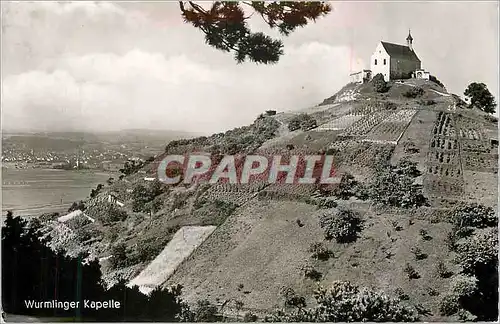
179 1 331 64
68 200 85 212
85 201 128 225
165 115 279 156
90 183 104 198
266 281 419 322
453 228 498 320
120 160 145 176
455 228 497 277
181 299 221 322
448 202 497 230
131 180 165 213
1 211 188 321
464 82 496 114
110 242 128 269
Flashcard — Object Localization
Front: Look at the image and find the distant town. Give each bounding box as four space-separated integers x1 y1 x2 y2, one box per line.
1 146 141 171
1 132 170 171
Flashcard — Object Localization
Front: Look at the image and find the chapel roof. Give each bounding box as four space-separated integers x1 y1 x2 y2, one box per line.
381 41 420 62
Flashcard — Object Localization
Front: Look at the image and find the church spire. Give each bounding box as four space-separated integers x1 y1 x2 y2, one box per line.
406 29 414 51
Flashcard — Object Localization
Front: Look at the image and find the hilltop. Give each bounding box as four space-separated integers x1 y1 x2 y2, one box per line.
38 77 498 321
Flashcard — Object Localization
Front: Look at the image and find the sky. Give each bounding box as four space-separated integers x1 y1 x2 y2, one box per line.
2 1 498 134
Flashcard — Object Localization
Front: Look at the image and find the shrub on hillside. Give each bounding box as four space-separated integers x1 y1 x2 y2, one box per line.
419 229 432 241
429 75 444 88
451 275 478 298
301 116 317 131
144 196 164 214
119 160 145 176
453 228 498 320
131 180 165 213
368 159 426 208
90 184 104 198
191 300 220 322
394 287 410 301
281 287 307 309
301 263 322 281
86 201 127 225
403 140 420 154
68 201 85 212
244 312 258 322
65 213 92 231
410 246 427 260
371 73 389 93
436 261 453 278
448 202 497 230
404 263 420 279
403 87 424 98
110 242 128 269
309 242 333 261
316 197 337 209
446 226 474 252
417 99 436 106
319 208 362 243
451 94 467 108
446 203 497 252
426 286 439 296
267 281 420 322
455 228 497 276
38 212 61 223
288 113 317 131
74 225 101 243
132 184 152 212
288 119 301 131
439 294 460 316
484 114 498 123
457 309 477 322
332 172 367 200
384 101 398 110
128 236 172 264
165 116 279 156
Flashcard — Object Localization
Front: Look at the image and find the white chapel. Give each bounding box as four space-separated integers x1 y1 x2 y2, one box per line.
350 30 431 83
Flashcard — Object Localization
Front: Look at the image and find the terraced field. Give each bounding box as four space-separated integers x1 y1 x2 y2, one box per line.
363 109 417 144
313 114 363 131
340 111 394 137
423 111 465 201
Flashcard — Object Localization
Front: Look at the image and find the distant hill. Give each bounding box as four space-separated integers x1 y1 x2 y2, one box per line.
2 129 202 153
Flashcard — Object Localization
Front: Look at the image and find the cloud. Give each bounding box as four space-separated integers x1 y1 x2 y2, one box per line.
1 1 150 76
3 44 352 134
